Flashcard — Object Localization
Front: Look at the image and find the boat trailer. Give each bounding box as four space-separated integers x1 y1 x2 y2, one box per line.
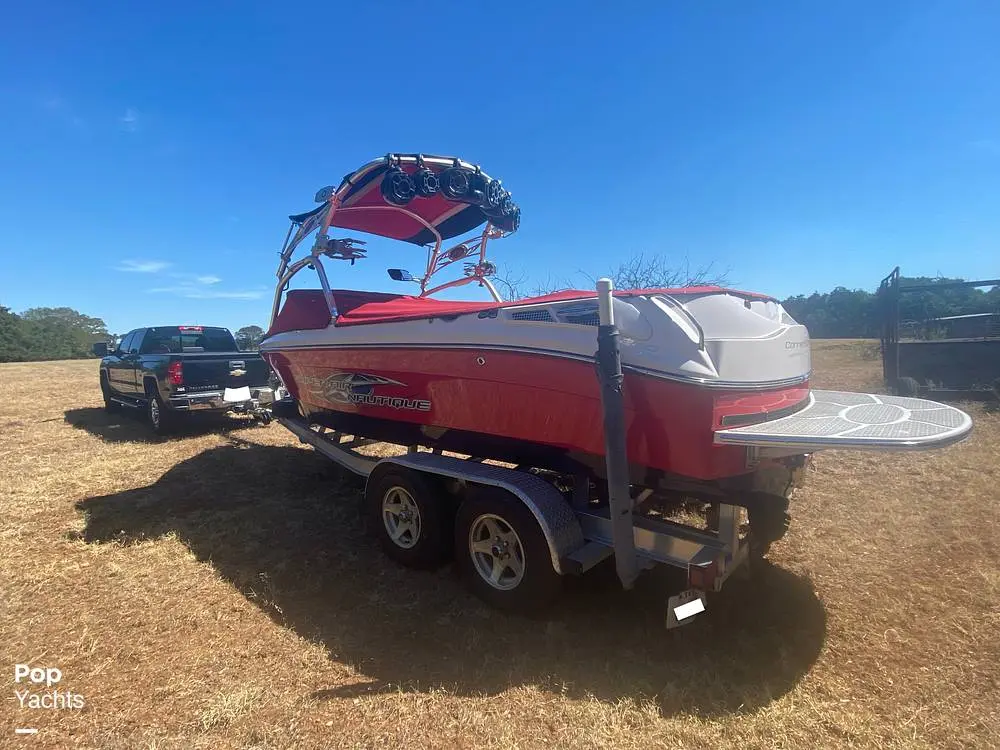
272 279 759 629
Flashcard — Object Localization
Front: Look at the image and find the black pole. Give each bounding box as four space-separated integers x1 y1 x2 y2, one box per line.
595 279 639 589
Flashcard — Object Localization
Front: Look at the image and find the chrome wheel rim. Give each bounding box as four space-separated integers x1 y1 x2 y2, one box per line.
469 513 525 591
381 487 421 549
149 399 160 429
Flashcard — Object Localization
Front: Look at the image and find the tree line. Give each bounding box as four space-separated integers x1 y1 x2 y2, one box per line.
0 306 111 362
782 278 1000 339
0 307 269 363
2 265 996 362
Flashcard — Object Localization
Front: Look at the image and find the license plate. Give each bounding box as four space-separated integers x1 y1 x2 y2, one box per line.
665 589 706 629
224 386 252 403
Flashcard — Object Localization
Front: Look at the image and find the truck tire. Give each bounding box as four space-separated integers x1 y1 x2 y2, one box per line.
100 373 118 413
454 486 562 614
145 384 173 436
366 468 453 569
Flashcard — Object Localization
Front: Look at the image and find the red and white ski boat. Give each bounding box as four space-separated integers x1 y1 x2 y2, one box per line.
256 152 976 620
261 152 971 492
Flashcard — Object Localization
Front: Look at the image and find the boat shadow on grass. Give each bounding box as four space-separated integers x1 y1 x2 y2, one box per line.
74 441 827 717
63 407 267 444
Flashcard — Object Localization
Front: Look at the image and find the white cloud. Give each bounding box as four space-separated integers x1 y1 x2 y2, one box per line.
196 275 222 285
149 285 265 300
192 290 264 300
116 260 170 273
120 107 139 132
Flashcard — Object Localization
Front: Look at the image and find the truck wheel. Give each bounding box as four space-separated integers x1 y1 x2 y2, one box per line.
100 374 118 413
366 469 453 569
146 390 173 435
455 487 562 613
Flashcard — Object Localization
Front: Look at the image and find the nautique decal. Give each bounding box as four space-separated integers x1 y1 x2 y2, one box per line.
305 372 432 411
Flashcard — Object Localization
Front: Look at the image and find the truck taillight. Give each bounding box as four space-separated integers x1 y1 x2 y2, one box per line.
167 361 183 385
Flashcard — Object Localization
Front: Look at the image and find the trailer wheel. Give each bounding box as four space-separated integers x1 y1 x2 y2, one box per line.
366 469 452 569
455 487 562 613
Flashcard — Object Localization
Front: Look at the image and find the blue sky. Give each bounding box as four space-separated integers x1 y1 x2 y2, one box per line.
1 1 997 334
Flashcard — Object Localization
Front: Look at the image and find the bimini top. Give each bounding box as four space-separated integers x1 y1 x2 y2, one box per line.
289 153 520 246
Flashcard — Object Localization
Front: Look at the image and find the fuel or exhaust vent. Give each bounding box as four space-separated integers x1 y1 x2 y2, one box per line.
560 311 600 326
510 309 554 322
555 302 602 326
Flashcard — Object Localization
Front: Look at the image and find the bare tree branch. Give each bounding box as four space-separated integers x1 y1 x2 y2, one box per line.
609 253 731 290
492 265 530 302
492 253 732 301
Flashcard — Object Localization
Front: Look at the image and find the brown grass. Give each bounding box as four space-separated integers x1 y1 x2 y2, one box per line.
1 343 998 749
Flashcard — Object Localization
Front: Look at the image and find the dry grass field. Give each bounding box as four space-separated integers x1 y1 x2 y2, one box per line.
2 341 999 749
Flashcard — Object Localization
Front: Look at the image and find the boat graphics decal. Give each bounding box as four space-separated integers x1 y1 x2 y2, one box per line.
303 371 432 412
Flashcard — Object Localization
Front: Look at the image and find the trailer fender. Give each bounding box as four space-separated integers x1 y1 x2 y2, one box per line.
369 453 584 575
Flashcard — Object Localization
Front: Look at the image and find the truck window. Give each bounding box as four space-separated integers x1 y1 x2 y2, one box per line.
129 329 145 354
118 331 135 354
140 329 173 354
140 327 238 353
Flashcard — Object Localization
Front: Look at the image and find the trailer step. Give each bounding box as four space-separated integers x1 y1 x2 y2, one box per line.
561 541 613 574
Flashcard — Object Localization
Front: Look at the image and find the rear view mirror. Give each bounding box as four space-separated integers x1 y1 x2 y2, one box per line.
92 342 109 357
388 269 414 282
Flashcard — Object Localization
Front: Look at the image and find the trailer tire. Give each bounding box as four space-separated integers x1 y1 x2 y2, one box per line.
366 469 453 569
455 487 562 614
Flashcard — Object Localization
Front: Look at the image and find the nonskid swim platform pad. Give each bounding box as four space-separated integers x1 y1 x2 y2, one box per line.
714 390 972 451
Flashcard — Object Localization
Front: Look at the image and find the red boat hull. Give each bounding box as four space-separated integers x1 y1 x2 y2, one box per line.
265 347 809 482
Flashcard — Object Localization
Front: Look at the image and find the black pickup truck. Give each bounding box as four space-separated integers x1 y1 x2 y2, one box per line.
93 325 277 434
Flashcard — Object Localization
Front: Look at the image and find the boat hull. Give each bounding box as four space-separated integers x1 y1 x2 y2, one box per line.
261 288 972 484
264 346 809 482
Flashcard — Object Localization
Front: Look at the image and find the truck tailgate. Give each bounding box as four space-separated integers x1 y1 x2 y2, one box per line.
179 354 271 391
